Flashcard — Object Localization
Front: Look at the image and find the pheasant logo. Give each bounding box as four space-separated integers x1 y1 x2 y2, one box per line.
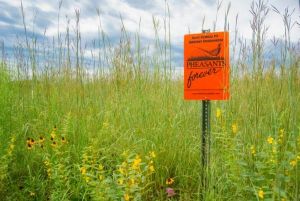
197 43 221 57
186 42 224 68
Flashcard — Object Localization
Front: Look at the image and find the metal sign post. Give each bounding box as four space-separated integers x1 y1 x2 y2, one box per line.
201 100 211 200
201 29 211 201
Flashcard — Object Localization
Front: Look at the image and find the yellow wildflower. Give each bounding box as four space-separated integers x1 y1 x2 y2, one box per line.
29 192 35 197
118 167 125 175
166 178 175 185
98 174 104 180
9 144 15 151
44 160 51 177
129 178 135 186
216 108 221 118
27 143 33 150
118 178 124 185
98 164 104 171
149 151 156 158
28 138 35 145
39 136 45 143
26 137 36 150
281 198 286 201
50 132 56 141
85 176 90 183
149 165 155 173
279 129 284 137
290 160 297 167
47 169 51 177
267 136 274 144
11 136 16 143
232 123 237 134
80 167 87 175
258 188 264 199
124 193 130 201
82 153 88 163
44 160 50 166
7 145 13 155
132 155 142 170
278 129 284 144
250 145 256 156
51 141 57 148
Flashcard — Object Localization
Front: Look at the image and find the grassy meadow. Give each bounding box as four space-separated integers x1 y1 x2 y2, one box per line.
0 1 299 200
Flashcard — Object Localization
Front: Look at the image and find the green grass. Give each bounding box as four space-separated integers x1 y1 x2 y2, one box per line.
0 57 299 200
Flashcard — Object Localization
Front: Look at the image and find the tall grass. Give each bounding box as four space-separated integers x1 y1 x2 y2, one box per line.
0 0 299 200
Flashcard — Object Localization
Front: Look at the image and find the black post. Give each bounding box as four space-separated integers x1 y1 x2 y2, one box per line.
201 29 211 201
202 100 211 192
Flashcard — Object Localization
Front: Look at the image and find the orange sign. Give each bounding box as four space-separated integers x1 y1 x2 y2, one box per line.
184 32 230 100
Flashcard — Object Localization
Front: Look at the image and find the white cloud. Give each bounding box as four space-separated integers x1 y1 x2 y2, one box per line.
1 0 299 66
35 2 56 12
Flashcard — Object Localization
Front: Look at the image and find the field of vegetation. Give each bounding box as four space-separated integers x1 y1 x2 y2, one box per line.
0 0 299 200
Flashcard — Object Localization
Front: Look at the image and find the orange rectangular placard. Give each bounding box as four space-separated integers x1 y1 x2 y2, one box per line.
184 32 230 100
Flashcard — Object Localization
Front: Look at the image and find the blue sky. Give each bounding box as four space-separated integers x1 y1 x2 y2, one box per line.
0 0 299 67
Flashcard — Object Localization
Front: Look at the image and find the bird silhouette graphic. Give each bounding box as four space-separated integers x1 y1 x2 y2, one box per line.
197 43 222 57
